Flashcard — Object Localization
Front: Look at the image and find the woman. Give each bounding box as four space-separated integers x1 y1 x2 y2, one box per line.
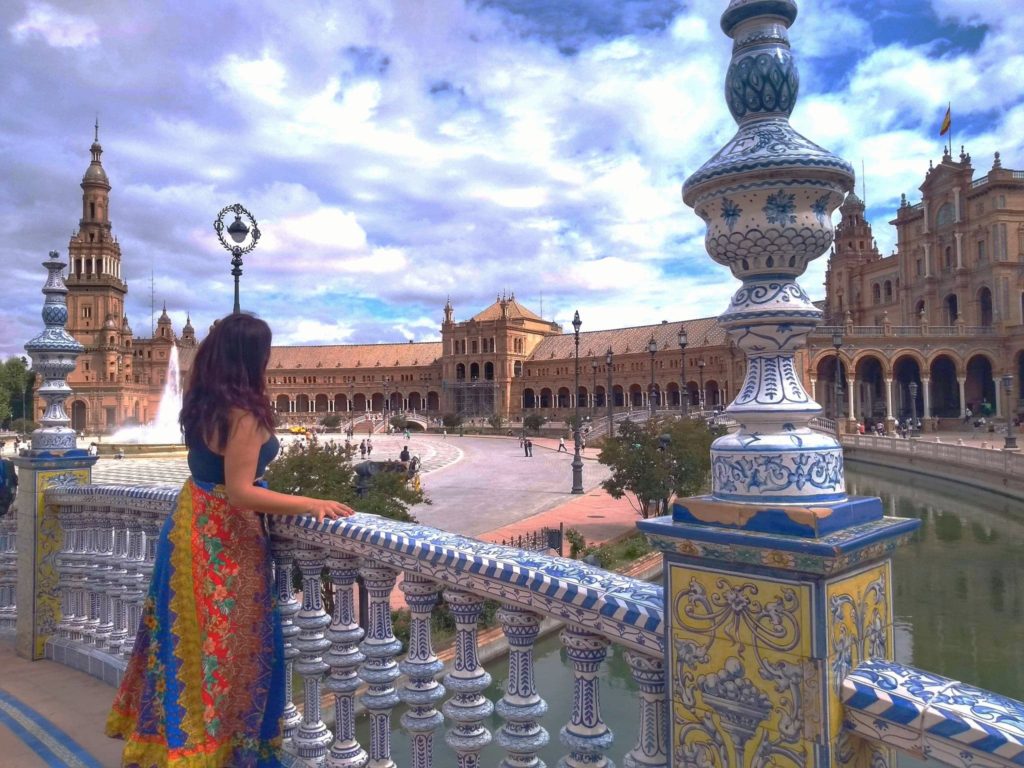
106 313 352 767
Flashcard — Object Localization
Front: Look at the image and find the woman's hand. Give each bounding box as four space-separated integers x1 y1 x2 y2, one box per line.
306 498 355 524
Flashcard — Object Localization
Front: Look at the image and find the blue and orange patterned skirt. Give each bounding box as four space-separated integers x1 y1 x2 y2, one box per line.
106 479 286 767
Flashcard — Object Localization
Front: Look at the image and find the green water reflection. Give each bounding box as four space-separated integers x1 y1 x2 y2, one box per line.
356 463 1024 765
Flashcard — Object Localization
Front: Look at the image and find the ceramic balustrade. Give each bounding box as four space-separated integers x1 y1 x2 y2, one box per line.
0 510 16 634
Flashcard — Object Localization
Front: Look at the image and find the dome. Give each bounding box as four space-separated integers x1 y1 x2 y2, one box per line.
82 140 110 187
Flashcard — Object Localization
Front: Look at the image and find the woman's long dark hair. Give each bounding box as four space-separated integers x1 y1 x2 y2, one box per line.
180 313 276 451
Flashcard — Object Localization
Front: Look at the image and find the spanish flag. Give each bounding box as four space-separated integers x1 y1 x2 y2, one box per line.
940 104 951 136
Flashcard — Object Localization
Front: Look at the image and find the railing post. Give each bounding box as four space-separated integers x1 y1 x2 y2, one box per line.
293 543 333 763
92 505 115 650
14 251 97 660
359 563 402 768
120 506 146 659
106 506 129 655
399 572 446 768
442 589 493 768
496 605 548 768
622 652 667 768
558 625 613 768
324 554 368 768
271 538 303 741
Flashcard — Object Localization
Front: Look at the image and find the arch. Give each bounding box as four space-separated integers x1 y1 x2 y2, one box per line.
275 394 290 414
353 393 367 412
408 391 422 411
296 394 310 412
883 280 893 302
314 394 329 412
513 360 523 378
854 354 886 422
539 388 553 408
577 385 588 409
629 383 644 407
523 388 537 409
928 354 960 417
594 385 606 408
666 382 680 406
484 362 494 380
892 355 922 419
965 354 995 415
943 293 958 324
368 393 382 411
334 394 348 412
557 387 570 408
427 391 440 411
71 400 87 432
470 362 480 381
914 299 926 320
978 286 993 327
705 379 720 408
612 385 624 407
456 363 466 380
814 354 849 419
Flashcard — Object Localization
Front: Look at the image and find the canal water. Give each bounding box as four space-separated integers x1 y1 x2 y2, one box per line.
356 463 1024 766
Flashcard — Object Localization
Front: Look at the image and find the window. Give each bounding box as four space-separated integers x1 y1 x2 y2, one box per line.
81 306 92 319
935 202 954 228
978 240 987 262
915 258 922 276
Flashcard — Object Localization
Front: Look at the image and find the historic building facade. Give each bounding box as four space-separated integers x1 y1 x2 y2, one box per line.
59 137 1023 434
809 148 1024 430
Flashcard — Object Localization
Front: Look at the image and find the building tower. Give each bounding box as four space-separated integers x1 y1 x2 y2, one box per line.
824 191 883 324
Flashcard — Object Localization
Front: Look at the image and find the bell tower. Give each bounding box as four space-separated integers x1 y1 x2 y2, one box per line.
66 121 127 351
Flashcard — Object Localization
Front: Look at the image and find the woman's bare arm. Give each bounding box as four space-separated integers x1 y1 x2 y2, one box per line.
222 412 353 522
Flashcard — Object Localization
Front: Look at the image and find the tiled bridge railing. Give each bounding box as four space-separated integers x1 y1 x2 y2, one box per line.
39 483 668 768
7 483 1024 767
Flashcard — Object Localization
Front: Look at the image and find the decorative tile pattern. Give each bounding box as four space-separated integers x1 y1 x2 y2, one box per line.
842 660 1024 767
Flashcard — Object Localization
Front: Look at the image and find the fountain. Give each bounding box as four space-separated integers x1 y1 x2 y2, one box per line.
102 345 185 454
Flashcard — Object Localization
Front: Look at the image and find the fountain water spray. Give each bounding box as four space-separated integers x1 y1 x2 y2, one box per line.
109 345 183 444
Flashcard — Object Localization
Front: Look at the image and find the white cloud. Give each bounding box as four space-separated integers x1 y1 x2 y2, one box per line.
10 2 98 49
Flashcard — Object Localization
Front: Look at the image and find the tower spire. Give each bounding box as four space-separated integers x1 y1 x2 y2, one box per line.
94 115 99 143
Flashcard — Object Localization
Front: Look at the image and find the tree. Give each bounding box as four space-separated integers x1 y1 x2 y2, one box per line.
321 413 342 430
523 413 546 434
389 413 408 431
264 440 427 523
597 417 714 519
442 412 463 429
0 357 32 429
487 413 505 431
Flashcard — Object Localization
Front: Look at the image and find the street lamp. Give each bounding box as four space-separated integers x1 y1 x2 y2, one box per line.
214 203 261 315
571 311 584 494
606 347 614 438
678 325 689 416
697 359 706 412
383 377 390 427
1003 374 1018 451
832 330 843 421
648 334 657 417
591 358 598 418
908 381 919 438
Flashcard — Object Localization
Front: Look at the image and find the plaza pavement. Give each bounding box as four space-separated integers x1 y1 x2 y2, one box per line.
0 434 643 767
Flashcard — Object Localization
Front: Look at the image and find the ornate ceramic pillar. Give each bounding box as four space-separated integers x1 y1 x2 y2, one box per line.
622 652 667 768
324 554 367 768
496 605 549 768
443 590 494 768
359 563 402 768
14 251 97 660
558 625 613 768
399 573 445 768
293 543 333 762
271 539 303 740
641 2 921 766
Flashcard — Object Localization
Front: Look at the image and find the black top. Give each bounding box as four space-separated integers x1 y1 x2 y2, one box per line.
188 432 280 484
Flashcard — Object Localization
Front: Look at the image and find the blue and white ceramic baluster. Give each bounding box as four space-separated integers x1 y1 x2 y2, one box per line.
106 506 130 655
272 538 303 741
496 605 549 768
442 590 493 768
558 625 614 768
293 542 333 763
622 652 667 768
121 508 146 659
68 502 90 643
93 505 116 650
81 504 101 645
358 563 402 768
399 573 446 768
324 554 367 768
55 502 76 640
0 511 15 633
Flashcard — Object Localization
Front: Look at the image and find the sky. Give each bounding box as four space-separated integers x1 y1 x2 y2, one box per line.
2 0 1022 359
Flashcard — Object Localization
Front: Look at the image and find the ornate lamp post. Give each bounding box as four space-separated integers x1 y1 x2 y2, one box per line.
591 358 598 418
678 326 688 416
605 347 613 438
697 359 706 412
383 377 390 425
571 311 584 494
1003 374 1018 450
832 330 843 421
214 203 260 315
647 335 657 416
908 381 919 438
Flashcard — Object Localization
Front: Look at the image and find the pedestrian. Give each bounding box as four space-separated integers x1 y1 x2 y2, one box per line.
523 438 530 457
404 428 410 440
557 436 568 453
367 437 373 457
0 440 5 455
526 438 533 457
581 437 586 453
360 439 367 459
400 445 411 462
106 312 352 766
964 407 973 424
442 429 447 440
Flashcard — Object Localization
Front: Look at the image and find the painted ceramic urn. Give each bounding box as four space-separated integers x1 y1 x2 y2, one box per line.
683 0 855 505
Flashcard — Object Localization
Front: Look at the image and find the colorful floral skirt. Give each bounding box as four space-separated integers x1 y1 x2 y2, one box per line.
106 479 286 767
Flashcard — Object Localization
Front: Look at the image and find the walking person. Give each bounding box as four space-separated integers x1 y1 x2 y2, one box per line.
557 436 568 453
106 313 352 767
366 437 373 457
360 439 367 459
525 438 533 457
